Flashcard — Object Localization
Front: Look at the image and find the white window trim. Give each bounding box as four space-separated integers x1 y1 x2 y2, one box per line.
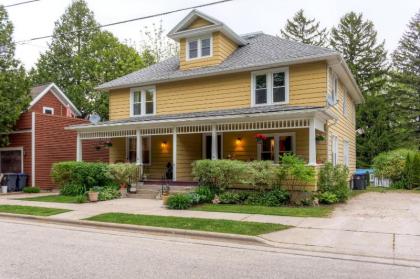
0 147 24 173
343 139 349 167
251 67 289 107
130 86 156 117
328 67 339 106
256 132 296 163
42 106 54 115
331 135 338 166
186 35 213 60
126 136 151 166
201 133 223 159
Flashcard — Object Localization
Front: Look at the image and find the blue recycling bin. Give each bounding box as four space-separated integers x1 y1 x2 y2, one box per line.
16 174 28 191
3 173 18 192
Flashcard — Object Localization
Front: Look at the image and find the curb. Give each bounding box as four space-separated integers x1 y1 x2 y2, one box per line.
0 212 267 245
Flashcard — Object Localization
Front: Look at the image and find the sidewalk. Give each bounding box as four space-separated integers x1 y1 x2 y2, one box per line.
1 192 420 264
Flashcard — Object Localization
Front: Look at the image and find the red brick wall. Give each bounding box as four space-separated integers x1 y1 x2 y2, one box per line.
14 112 32 130
30 91 68 117
34 113 109 189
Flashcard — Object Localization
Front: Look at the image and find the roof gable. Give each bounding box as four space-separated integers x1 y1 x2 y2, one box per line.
167 10 246 46
29 83 82 116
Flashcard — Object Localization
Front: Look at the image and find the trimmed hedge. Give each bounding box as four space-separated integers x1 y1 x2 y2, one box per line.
51 161 116 196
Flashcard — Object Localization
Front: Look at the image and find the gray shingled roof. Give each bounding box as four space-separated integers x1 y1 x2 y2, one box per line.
72 105 322 128
30 83 52 99
96 33 337 90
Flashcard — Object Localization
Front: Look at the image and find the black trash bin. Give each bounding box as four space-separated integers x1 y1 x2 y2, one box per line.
352 174 367 190
3 173 18 192
16 174 28 191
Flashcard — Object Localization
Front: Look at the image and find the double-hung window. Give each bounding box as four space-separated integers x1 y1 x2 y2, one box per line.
331 135 338 166
343 140 349 167
328 67 338 105
252 68 289 106
187 37 212 60
0 148 23 173
131 87 156 116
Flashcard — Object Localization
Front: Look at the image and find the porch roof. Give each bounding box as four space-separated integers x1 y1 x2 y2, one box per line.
68 105 332 131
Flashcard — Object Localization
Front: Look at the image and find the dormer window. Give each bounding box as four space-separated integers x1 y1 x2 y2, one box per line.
187 36 212 60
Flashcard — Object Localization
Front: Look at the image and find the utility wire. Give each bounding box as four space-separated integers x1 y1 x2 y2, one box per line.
15 0 233 44
4 0 40 8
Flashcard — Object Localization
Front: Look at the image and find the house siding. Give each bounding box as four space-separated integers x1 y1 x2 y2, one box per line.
108 61 328 120
30 91 68 116
185 17 213 29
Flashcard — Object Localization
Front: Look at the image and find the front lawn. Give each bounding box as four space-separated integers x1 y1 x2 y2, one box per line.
191 204 333 218
86 213 289 236
0 204 70 216
18 195 84 203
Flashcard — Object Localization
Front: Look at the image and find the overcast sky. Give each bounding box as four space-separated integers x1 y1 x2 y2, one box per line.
3 0 419 70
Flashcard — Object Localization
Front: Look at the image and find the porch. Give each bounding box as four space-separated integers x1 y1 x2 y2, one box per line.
69 105 334 187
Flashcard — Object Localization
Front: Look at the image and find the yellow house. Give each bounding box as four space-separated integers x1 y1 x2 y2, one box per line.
68 10 363 191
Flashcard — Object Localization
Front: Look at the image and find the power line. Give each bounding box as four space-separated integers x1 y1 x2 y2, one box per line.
4 0 40 8
15 0 233 44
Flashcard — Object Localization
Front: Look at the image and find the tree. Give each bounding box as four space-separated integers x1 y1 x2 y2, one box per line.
0 5 30 146
390 10 420 146
280 9 328 47
330 12 388 95
30 0 145 119
138 20 178 64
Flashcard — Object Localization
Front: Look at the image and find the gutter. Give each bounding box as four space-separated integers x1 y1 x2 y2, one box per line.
66 108 334 131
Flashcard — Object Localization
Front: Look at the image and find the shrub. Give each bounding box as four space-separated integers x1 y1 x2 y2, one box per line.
260 188 290 206
22 187 40 193
219 191 241 204
167 193 193 210
98 185 121 201
318 162 350 203
276 154 316 187
195 186 216 203
318 191 339 204
192 160 248 191
60 183 86 196
108 163 139 188
187 192 202 205
247 161 277 190
402 152 420 190
52 161 114 195
76 195 87 203
372 149 416 181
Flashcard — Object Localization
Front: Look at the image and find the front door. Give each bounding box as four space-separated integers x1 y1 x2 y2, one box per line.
204 135 222 159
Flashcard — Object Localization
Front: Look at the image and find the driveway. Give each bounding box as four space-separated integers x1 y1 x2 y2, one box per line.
262 192 420 262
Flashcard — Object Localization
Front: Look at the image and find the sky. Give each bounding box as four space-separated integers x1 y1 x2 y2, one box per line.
2 0 419 70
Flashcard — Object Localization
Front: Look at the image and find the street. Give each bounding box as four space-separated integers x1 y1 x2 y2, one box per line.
0 218 418 279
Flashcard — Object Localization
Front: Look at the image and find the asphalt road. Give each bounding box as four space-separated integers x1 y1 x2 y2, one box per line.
0 219 418 279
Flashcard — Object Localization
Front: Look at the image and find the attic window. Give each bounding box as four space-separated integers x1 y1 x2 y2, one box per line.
187 36 212 60
43 107 54 115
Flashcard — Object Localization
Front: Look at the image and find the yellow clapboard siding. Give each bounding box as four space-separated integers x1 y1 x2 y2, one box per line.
176 134 202 181
185 17 213 30
109 88 130 120
109 138 126 163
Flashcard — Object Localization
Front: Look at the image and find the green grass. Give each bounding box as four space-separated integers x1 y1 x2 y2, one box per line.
0 204 70 216
191 204 333 218
18 195 84 203
86 213 289 236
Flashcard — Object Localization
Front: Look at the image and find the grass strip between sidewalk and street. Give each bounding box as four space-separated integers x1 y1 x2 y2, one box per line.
191 204 334 218
18 195 82 204
86 213 289 236
0 204 71 216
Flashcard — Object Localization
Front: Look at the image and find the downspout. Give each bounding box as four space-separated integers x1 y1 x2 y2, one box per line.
31 112 35 187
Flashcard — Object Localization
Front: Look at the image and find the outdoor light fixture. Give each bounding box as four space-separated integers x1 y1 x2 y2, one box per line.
161 141 168 148
235 137 242 145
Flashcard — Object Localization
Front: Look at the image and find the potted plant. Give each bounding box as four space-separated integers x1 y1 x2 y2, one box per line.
1 175 7 194
109 163 138 198
255 133 267 144
88 187 100 202
316 134 325 142
161 184 170 205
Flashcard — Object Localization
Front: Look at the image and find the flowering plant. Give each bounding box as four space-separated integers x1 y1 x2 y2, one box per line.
255 133 267 143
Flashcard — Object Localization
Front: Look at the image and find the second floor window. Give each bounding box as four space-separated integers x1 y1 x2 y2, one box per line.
328 67 338 105
187 37 212 60
252 68 289 106
131 87 155 116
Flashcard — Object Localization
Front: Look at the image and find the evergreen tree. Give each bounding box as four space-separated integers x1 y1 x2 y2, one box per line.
330 12 388 94
390 10 420 146
30 0 145 119
280 9 328 47
0 5 30 146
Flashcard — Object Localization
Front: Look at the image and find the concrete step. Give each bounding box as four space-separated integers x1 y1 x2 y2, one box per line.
127 192 158 199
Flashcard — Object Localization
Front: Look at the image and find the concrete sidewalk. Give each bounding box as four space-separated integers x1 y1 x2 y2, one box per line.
1 192 420 263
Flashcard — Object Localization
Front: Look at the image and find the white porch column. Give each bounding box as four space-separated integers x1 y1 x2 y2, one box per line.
308 118 317 165
172 127 177 181
211 124 218 160
136 129 143 180
76 132 82 162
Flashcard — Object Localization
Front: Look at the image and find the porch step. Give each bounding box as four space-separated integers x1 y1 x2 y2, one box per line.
127 184 194 199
